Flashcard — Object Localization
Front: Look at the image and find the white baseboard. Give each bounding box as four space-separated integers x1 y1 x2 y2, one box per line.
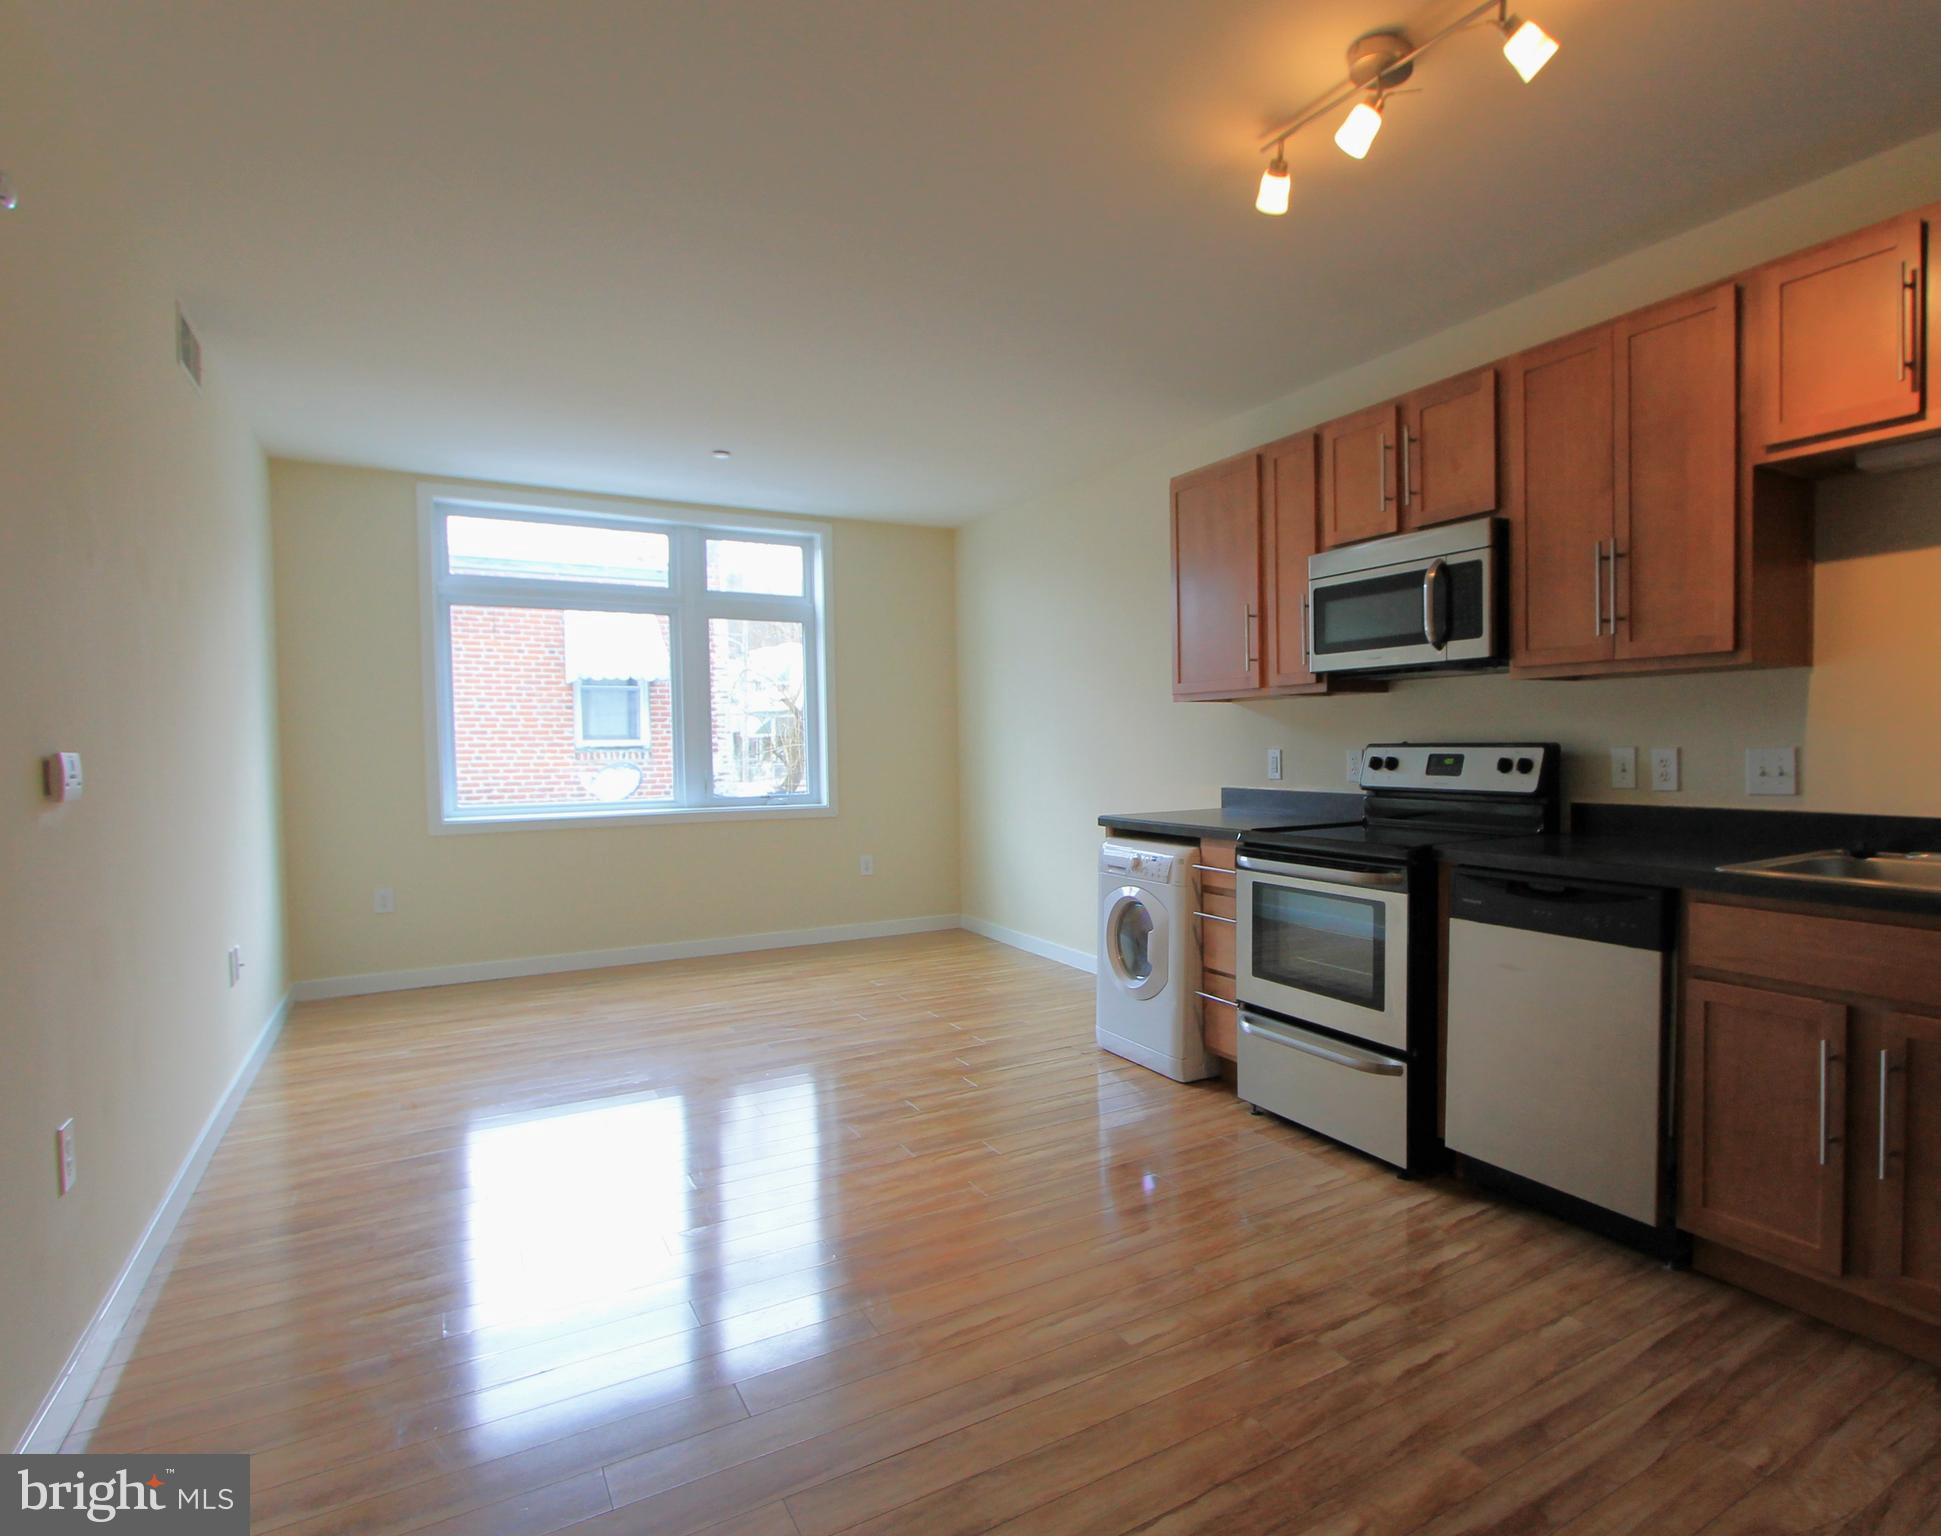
289 914 966 1001
960 914 1096 974
16 989 292 1454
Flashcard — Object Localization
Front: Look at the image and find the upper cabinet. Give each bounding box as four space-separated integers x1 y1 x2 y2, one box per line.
1171 452 1262 699
1319 366 1499 549
1509 282 1779 678
1319 402 1400 548
1754 214 1926 451
1260 432 1321 691
1401 367 1497 530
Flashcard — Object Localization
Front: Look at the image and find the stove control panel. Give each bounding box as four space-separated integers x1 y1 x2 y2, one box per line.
1358 743 1551 795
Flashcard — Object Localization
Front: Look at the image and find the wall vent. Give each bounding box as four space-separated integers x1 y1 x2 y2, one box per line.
175 304 203 388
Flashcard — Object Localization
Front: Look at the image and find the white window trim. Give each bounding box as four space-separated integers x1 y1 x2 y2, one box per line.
417 484 835 833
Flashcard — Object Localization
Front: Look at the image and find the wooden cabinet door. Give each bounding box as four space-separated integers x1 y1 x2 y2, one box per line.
1680 979 1848 1277
1171 453 1262 699
1872 1012 1941 1317
1401 366 1496 529
1260 432 1319 690
1319 402 1399 549
1614 283 1738 661
1506 325 1615 669
1759 214 1925 446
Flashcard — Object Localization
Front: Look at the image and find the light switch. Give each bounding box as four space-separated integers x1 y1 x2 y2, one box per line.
1267 748 1283 782
1609 747 1637 790
1746 747 1798 796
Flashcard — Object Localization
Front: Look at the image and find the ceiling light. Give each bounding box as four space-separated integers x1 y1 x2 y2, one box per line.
1255 151 1291 216
1334 100 1384 160
711 449 732 460
1500 16 1559 82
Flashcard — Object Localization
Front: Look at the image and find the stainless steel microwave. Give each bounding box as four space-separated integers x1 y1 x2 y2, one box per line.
1306 517 1502 676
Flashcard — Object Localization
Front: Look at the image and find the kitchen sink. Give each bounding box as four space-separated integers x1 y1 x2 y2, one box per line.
1719 849 1941 892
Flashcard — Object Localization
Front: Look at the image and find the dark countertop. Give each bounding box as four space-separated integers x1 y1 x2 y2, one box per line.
1100 787 1362 842
1442 805 1941 920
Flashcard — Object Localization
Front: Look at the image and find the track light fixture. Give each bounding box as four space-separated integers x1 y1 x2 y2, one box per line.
1254 0 1559 214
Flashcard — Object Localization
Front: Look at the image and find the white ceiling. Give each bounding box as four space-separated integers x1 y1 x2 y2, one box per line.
19 0 1941 523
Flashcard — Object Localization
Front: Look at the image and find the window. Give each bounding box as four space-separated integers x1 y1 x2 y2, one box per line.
423 491 827 827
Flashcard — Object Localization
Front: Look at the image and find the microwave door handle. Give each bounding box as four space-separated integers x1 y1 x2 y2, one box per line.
1421 558 1448 649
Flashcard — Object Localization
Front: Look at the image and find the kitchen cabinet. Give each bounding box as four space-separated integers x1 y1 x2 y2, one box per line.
1872 1011 1941 1317
1505 323 1615 669
1400 367 1497 529
1509 284 1748 675
1682 897 1941 1360
1261 431 1321 690
1679 977 1848 1277
1319 401 1400 549
1171 452 1262 699
1194 837 1238 1061
1613 284 1738 661
1753 213 1925 450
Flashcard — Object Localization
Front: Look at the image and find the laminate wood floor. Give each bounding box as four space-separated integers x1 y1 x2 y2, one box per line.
75 931 1941 1534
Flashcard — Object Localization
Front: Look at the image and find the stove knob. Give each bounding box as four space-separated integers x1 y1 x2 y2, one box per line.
1383 755 1400 771
1496 756 1513 773
1517 757 1535 774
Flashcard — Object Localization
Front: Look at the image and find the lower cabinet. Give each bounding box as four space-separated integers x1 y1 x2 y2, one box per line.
1193 837 1239 1061
1682 899 1941 1353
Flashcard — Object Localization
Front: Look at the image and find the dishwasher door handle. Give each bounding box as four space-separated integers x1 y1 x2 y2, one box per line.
1240 1012 1405 1076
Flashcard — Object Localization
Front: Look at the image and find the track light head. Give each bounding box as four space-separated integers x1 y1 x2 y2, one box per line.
1500 15 1559 82
1256 150 1291 216
1333 99 1384 160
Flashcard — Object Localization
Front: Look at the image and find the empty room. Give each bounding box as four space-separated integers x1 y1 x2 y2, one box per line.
8 1 1941 1531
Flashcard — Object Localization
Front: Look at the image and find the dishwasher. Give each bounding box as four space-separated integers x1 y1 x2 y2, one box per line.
1444 868 1677 1252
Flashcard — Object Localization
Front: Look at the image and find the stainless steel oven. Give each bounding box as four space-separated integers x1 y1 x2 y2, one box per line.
1235 853 1410 1052
1307 517 1501 676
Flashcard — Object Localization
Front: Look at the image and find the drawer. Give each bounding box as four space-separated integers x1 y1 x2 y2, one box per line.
1688 901 1941 1005
1198 968 1236 1003
1197 888 1236 922
1238 1011 1409 1167
1199 994 1237 1060
1196 838 1236 896
1198 909 1236 975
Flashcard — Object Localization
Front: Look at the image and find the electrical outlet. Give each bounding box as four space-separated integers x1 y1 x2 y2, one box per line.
56 1120 76 1195
373 887 396 914
1649 747 1681 793
1345 749 1362 785
1267 748 1283 782
42 751 84 802
227 945 244 988
1609 747 1637 790
859 854 875 876
1746 746 1798 796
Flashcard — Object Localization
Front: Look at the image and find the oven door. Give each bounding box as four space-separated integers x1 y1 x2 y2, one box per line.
1308 549 1495 674
1235 855 1410 1051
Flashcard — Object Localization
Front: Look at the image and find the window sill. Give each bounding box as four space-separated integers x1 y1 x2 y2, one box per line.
431 800 835 835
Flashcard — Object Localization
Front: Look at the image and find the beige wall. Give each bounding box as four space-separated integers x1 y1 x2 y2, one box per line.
271 462 959 985
958 129 1941 959
0 9 285 1447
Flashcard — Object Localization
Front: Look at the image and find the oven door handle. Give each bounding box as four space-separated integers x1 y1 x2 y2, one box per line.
1240 1012 1406 1075
1236 854 1407 891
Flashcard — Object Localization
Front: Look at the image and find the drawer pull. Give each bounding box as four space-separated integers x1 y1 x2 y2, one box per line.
1191 863 1234 876
1194 911 1236 924
1194 990 1237 1008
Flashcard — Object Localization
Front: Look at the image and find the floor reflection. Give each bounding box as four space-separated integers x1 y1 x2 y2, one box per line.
463 1091 690 1326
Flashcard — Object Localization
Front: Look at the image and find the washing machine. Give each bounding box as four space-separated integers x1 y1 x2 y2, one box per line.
1095 836 1214 1083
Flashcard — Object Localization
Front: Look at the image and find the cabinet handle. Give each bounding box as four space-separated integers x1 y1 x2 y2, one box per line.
1879 1048 1890 1181
1903 261 1919 382
1301 593 1312 668
1400 424 1414 510
1378 433 1392 514
1819 1038 1843 1166
1608 543 1622 634
1193 911 1236 924
1194 990 1238 1008
1591 541 1605 636
1242 603 1257 671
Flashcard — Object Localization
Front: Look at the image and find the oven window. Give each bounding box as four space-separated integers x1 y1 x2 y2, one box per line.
1252 884 1385 1010
1312 562 1483 655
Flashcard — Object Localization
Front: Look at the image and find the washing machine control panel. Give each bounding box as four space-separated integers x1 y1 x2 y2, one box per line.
1100 842 1181 882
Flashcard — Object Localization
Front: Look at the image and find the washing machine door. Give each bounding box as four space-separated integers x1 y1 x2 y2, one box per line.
1102 885 1170 1001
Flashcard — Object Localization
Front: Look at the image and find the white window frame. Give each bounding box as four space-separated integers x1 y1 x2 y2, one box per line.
418 485 833 832
572 677 646 749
